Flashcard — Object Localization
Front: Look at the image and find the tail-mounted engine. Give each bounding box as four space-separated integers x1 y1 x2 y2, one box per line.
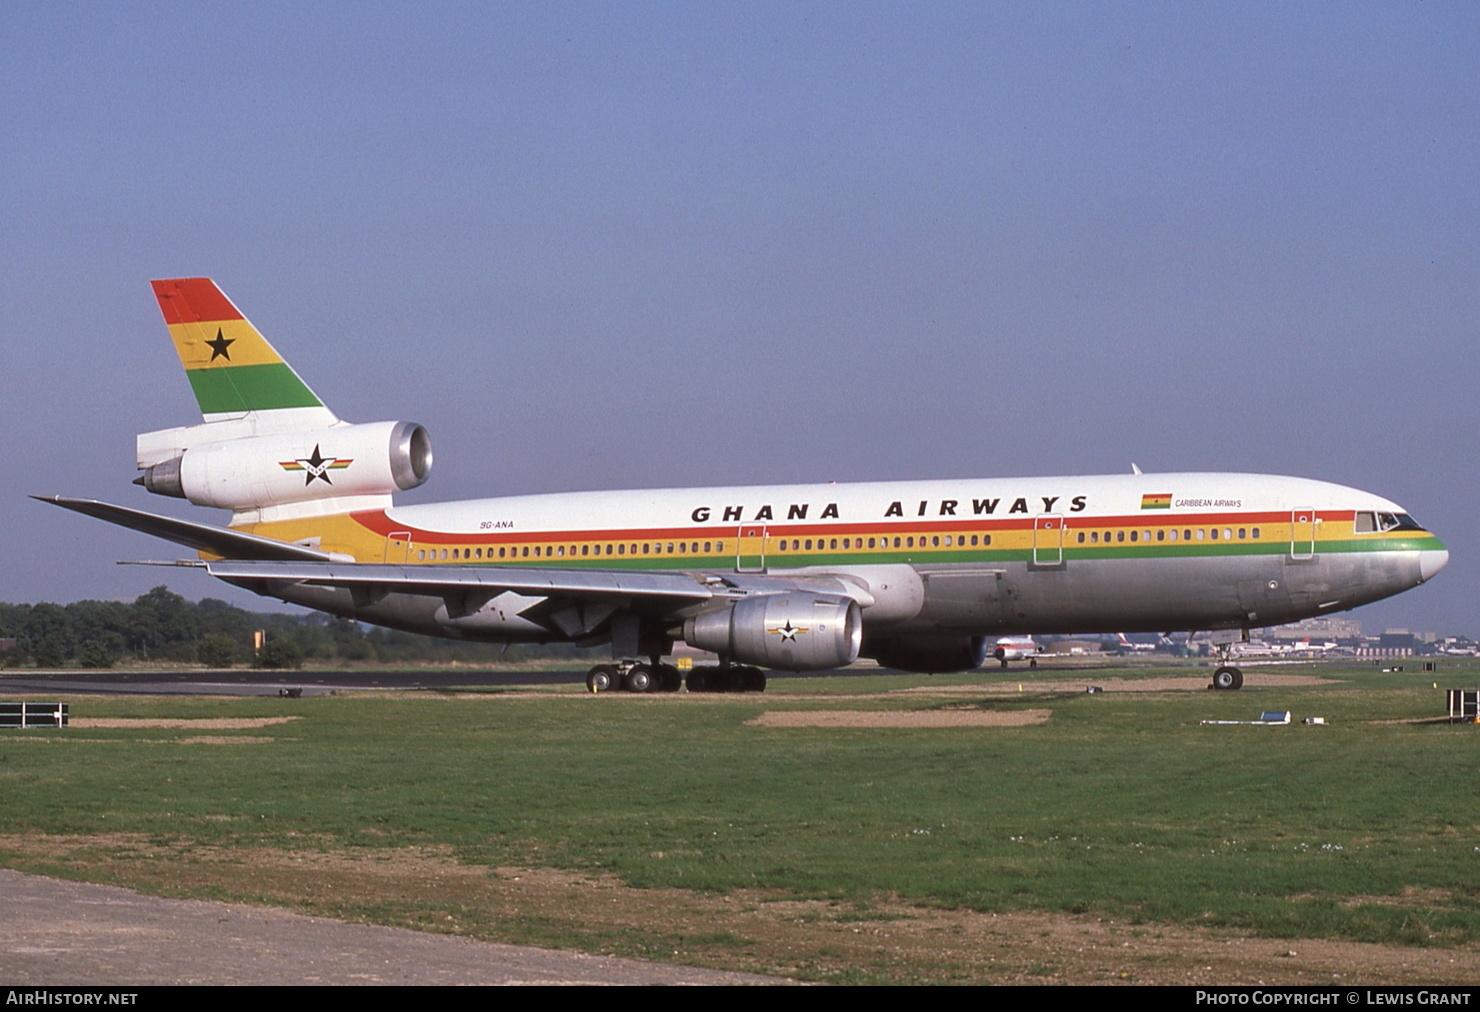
683 593 862 671
136 420 432 511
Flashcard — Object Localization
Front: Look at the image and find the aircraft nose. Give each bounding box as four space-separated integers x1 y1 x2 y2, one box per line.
1420 548 1449 583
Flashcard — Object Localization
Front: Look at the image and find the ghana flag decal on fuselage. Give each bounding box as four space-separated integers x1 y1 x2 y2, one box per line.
152 278 325 418
1141 492 1173 509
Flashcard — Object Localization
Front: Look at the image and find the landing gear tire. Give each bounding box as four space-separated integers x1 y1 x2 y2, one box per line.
1212 666 1244 691
625 664 655 693
657 664 682 692
741 667 767 693
685 668 708 693
587 664 619 693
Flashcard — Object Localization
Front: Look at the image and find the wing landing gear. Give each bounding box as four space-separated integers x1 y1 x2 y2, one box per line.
584 659 695 693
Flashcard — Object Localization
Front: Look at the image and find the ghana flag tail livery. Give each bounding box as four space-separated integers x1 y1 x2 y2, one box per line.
133 279 432 522
151 278 329 421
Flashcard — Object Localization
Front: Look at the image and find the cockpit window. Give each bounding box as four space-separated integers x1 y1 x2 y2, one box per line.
1358 511 1424 533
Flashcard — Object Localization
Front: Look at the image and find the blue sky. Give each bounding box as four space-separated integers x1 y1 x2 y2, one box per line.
3 2 1475 635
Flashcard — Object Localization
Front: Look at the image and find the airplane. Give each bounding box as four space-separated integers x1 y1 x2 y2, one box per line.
993 636 1042 667
1114 632 1159 653
39 279 1450 694
1288 637 1339 655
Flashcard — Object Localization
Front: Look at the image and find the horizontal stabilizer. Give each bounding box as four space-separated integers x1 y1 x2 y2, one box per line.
33 496 334 562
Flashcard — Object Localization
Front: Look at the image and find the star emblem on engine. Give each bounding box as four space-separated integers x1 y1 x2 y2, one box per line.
279 444 353 486
767 620 809 641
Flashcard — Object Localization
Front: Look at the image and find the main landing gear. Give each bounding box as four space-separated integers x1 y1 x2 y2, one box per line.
586 660 682 693
585 659 767 693
1210 642 1244 691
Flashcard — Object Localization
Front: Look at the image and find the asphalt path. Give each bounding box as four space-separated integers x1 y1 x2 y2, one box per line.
0 870 785 985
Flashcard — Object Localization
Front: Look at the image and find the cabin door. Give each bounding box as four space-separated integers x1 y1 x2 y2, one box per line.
384 531 412 564
1033 514 1065 566
736 524 767 573
1289 509 1316 560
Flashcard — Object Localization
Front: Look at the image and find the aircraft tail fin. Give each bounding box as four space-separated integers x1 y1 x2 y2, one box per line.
151 278 333 421
136 279 429 524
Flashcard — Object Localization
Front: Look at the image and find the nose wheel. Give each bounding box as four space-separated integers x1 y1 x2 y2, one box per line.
1210 642 1243 691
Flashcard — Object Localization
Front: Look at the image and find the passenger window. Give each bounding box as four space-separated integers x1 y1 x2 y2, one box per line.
1195 529 1205 541
1237 528 1246 540
1210 528 1219 540
1130 530 1138 542
1252 528 1260 539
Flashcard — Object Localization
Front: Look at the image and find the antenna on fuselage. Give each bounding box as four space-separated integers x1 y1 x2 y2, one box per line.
1131 463 1143 475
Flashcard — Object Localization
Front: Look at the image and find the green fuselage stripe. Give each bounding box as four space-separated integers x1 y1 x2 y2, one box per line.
186 363 322 414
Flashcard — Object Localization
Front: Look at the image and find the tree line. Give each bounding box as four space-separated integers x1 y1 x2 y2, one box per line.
0 586 596 669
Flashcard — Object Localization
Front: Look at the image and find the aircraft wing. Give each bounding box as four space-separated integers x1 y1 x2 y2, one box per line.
196 559 877 640
34 496 335 562
198 558 723 606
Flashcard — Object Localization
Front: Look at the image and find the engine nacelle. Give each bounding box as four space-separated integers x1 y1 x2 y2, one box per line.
684 593 862 671
865 634 988 673
137 420 432 510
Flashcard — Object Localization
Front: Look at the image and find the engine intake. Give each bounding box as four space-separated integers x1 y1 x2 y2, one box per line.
683 593 862 671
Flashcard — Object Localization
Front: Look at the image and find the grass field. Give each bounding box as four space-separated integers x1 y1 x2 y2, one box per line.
2 659 1477 983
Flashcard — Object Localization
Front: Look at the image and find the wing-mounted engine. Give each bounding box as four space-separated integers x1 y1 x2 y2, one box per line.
135 420 432 511
683 592 862 671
